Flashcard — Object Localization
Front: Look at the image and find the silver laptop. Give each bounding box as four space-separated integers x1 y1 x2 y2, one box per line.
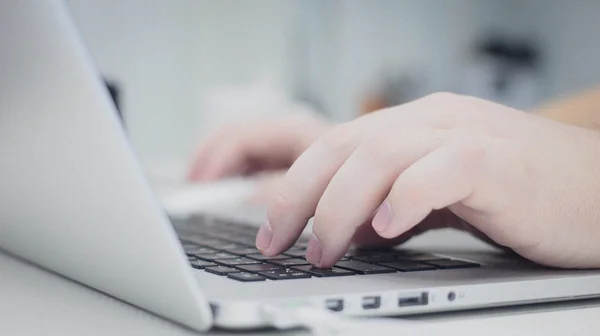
2 0 600 332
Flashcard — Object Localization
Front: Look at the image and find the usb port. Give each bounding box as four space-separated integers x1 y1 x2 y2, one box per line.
362 296 381 310
398 292 428 307
325 299 344 312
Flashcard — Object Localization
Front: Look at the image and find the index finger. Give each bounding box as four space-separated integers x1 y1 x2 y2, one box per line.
258 122 364 255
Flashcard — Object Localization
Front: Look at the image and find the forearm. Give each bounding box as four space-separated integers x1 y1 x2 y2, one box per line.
533 86 600 131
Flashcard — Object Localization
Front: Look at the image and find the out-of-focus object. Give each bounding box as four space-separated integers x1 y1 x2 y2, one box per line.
533 84 600 131
360 67 423 115
193 78 320 144
461 35 542 110
103 78 121 117
158 177 257 218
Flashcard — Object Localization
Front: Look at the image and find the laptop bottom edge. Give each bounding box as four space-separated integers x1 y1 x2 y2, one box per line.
209 275 600 329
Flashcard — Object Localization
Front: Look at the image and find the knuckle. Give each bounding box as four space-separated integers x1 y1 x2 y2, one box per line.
314 200 337 229
426 91 461 102
317 123 357 152
266 187 293 224
448 141 488 184
456 142 486 171
358 133 398 164
421 92 478 127
391 181 423 207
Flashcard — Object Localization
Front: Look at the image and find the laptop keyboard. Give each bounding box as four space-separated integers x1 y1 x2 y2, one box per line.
175 215 480 282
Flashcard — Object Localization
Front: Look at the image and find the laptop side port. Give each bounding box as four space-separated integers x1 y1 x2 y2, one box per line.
325 298 344 312
362 296 381 310
398 292 428 307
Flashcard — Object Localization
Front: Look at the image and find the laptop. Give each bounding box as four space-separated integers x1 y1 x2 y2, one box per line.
2 0 600 332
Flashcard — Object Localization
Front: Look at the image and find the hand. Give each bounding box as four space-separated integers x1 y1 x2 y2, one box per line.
256 92 600 269
246 171 288 205
187 114 331 182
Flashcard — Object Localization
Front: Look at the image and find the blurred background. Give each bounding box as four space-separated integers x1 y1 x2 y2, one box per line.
65 0 600 176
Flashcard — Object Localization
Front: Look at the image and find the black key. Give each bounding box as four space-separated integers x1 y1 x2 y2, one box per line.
236 263 284 273
334 260 396 274
234 230 258 238
423 259 480 269
230 236 260 246
228 247 262 256
180 232 211 240
231 228 257 236
283 249 306 258
292 266 355 277
378 261 436 272
187 255 198 261
205 239 239 248
344 250 373 258
227 272 267 282
212 218 243 228
268 258 311 267
185 247 217 255
208 228 236 236
204 266 241 276
190 237 229 247
345 248 395 257
352 254 398 263
181 242 198 249
397 253 447 262
214 257 262 267
246 253 289 261
187 214 209 226
190 259 217 269
194 252 239 261
211 243 251 251
258 269 311 280
389 249 422 256
215 233 254 243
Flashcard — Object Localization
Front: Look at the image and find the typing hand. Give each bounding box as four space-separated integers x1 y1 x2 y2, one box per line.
257 93 600 269
187 114 330 182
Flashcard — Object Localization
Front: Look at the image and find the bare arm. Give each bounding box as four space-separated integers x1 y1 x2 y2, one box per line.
534 85 600 131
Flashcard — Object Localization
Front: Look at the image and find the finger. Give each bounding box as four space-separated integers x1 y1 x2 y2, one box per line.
310 130 448 266
246 171 286 205
353 208 505 250
350 221 422 248
353 209 458 247
373 142 484 239
261 122 366 255
262 94 489 257
188 120 304 182
357 210 506 250
198 139 252 181
187 131 232 181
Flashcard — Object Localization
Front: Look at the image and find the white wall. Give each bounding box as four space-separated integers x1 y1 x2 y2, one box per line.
502 0 600 101
66 0 521 170
312 0 502 121
66 0 295 168
66 0 195 167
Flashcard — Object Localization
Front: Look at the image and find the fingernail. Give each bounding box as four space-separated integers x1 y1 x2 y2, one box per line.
256 221 273 251
306 234 322 266
372 201 393 232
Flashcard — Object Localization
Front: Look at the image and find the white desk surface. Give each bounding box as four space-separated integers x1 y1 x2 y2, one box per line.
2 178 600 335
